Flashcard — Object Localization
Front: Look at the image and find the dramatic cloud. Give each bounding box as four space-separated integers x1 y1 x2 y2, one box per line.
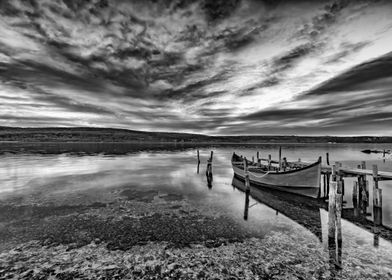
0 0 392 135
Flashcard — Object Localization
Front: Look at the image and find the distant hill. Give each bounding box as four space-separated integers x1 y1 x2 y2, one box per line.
0 126 391 143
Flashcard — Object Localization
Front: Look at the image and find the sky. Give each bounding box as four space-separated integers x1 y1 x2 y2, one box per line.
0 0 392 136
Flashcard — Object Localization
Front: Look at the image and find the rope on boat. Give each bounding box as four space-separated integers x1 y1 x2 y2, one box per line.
247 170 270 178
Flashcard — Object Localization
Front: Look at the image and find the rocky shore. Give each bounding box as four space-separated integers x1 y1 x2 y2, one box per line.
1 181 391 279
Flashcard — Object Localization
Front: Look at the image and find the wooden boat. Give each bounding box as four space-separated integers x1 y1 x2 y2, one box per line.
231 153 321 198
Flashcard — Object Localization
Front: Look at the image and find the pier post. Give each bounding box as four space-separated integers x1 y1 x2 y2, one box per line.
328 165 343 270
372 165 382 225
323 174 327 198
353 181 359 217
336 178 343 245
197 150 200 174
282 157 287 172
243 158 250 220
206 151 213 188
244 186 250 220
244 158 250 192
256 151 259 161
326 173 330 199
268 154 272 171
328 165 337 242
326 152 330 165
278 146 282 171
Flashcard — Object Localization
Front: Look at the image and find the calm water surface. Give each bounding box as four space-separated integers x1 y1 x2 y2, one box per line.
1 142 392 276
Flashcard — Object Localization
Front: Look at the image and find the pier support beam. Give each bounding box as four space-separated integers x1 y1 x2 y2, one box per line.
328 165 342 269
353 181 359 217
243 159 250 220
372 165 382 226
328 165 337 241
206 151 213 189
268 154 272 171
244 158 250 192
197 150 200 174
278 146 282 170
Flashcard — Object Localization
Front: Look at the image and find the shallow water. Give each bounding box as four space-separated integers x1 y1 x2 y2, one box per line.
1 142 392 277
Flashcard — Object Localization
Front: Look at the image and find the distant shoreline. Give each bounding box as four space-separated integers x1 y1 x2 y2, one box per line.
0 126 392 144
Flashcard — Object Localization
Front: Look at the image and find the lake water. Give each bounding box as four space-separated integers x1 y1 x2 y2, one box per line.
1 142 392 278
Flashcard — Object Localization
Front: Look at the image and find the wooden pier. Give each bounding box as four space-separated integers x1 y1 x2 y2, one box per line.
321 165 392 181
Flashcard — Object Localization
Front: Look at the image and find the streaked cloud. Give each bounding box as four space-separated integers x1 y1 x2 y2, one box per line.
0 0 392 135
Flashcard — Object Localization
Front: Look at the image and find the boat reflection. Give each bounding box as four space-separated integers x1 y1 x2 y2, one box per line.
233 174 392 275
233 175 344 273
232 175 324 241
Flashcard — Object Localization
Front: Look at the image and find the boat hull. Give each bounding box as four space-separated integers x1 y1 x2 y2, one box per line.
232 161 321 198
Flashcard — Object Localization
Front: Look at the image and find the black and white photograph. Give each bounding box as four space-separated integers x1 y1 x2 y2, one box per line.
1 0 392 279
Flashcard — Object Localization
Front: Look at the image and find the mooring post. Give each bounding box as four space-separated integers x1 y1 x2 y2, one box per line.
326 172 330 198
256 151 259 161
372 164 382 225
326 152 330 165
244 158 250 192
283 157 287 172
206 151 213 177
197 150 200 174
268 154 272 170
244 185 250 220
353 181 359 217
336 178 343 244
278 146 282 171
328 165 337 250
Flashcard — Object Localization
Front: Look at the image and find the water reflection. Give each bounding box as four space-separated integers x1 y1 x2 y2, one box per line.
232 174 392 274
2 143 392 276
232 176 323 241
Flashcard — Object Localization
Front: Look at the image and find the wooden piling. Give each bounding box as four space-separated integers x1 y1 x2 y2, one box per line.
278 146 282 170
283 157 287 172
268 154 272 170
256 151 259 161
336 179 343 243
197 150 200 174
326 152 330 165
206 151 213 178
244 187 250 220
326 173 330 198
328 165 337 241
353 181 358 217
244 158 250 192
372 164 382 225
244 158 250 220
